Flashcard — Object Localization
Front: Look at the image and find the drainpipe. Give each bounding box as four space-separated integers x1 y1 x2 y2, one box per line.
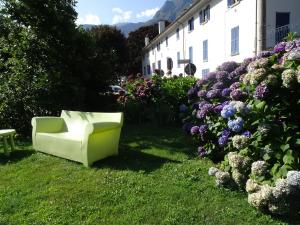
257 0 266 54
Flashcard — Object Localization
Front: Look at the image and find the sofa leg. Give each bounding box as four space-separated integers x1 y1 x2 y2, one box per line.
83 161 92 167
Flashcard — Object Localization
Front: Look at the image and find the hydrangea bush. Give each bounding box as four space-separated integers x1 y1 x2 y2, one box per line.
118 74 195 124
182 39 300 215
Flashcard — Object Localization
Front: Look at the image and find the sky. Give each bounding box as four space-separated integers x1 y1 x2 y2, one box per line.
76 0 166 25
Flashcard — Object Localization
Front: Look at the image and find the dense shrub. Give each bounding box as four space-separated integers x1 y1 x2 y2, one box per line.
118 74 196 125
182 39 300 215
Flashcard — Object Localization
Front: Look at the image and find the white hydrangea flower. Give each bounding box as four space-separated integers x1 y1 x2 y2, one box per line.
248 184 273 210
242 73 251 85
232 169 247 188
287 51 300 61
215 171 231 187
246 179 261 194
282 69 297 88
272 178 294 199
251 161 268 176
232 135 249 150
208 167 220 176
228 152 251 172
257 123 271 135
249 68 267 85
286 171 300 189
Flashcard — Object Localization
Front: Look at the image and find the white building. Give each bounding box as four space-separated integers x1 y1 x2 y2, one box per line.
142 0 300 78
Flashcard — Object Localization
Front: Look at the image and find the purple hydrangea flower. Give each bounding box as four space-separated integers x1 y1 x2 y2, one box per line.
285 41 296 52
242 131 251 138
274 42 286 53
213 104 223 114
228 117 244 133
207 72 217 80
230 82 240 90
206 89 222 99
197 103 213 119
296 39 300 47
199 124 208 135
196 79 207 87
253 84 269 100
221 104 237 119
216 71 230 82
179 104 188 113
188 87 197 99
198 146 207 157
212 81 225 90
258 51 274 58
197 90 207 98
190 126 200 135
183 123 193 134
218 129 231 147
199 101 209 108
221 88 232 97
217 61 239 73
230 89 247 101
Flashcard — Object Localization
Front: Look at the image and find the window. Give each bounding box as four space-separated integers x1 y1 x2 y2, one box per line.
147 65 151 75
158 60 161 70
176 28 180 40
202 69 210 78
200 5 210 24
231 26 239 55
152 63 156 72
203 40 208 61
276 12 290 43
189 47 193 64
167 58 173 70
157 42 161 51
177 52 180 68
227 0 240 8
166 36 168 47
188 17 194 31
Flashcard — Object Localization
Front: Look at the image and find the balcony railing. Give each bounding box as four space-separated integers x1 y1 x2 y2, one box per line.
275 25 290 43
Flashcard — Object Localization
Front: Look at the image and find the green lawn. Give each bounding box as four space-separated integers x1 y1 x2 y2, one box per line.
0 125 297 225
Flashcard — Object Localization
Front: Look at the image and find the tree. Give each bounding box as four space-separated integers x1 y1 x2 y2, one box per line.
126 24 159 75
0 0 90 135
88 25 128 86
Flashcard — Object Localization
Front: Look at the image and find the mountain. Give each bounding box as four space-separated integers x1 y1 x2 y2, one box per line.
80 0 194 36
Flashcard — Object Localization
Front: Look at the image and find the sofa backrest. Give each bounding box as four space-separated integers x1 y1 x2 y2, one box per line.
60 110 123 136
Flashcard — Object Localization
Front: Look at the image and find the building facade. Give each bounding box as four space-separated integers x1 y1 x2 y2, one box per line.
142 0 300 78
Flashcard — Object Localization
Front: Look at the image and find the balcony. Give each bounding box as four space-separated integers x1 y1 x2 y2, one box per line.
275 24 290 43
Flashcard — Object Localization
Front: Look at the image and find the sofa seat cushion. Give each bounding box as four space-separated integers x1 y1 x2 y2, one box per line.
35 132 83 162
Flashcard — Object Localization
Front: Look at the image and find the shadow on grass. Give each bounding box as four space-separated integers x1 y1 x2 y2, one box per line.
0 150 35 165
120 125 196 157
273 212 300 225
93 145 180 173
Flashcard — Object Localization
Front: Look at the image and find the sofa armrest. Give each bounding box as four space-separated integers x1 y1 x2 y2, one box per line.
31 117 67 133
85 122 121 134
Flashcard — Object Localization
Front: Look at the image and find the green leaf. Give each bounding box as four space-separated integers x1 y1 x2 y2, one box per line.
283 150 295 165
280 144 290 152
256 101 266 110
296 139 300 145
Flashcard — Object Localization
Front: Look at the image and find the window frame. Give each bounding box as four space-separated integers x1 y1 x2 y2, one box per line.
231 26 240 56
176 28 180 40
177 52 181 68
188 17 194 31
189 46 193 64
227 0 240 8
203 40 208 62
199 5 210 24
202 69 210 78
